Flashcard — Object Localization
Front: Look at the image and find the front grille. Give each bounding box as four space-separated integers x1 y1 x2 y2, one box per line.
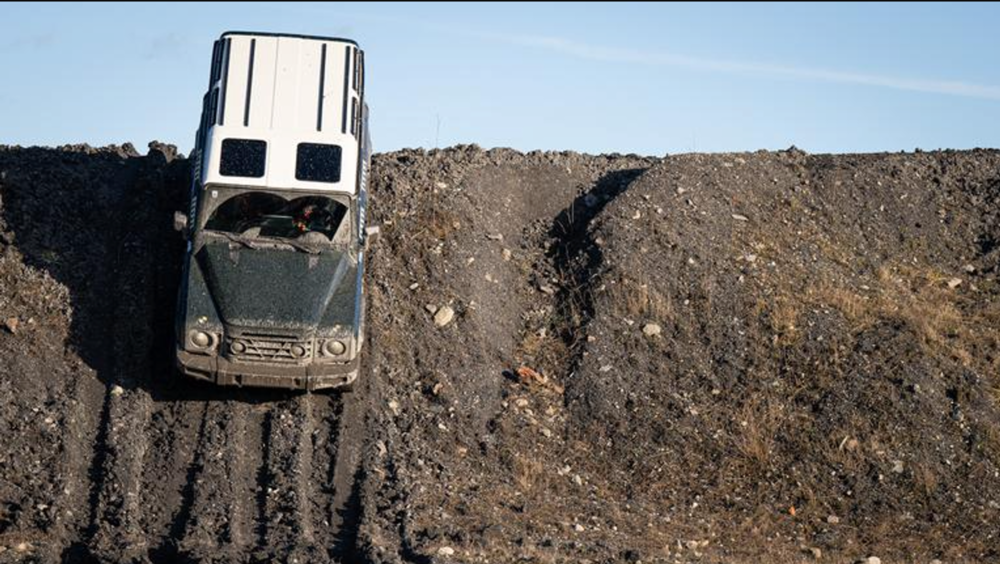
228 332 312 364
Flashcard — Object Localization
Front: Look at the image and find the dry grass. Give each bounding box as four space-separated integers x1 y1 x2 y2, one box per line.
736 399 783 468
814 234 854 267
811 285 873 328
412 191 460 241
796 263 1000 374
767 296 800 346
423 208 460 240
518 330 560 361
609 274 673 321
512 453 547 493
911 461 940 498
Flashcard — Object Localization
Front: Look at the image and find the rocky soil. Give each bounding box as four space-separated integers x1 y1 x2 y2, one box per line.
0 142 998 563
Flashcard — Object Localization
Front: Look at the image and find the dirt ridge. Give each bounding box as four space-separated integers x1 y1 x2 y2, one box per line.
1 144 999 563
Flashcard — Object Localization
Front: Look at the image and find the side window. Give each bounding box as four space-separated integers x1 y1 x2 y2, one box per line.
295 143 342 183
219 138 266 178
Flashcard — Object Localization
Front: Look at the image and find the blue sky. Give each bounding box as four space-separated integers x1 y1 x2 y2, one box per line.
1 2 998 155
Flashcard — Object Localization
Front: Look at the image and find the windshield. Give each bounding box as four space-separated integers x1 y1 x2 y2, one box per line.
203 190 349 244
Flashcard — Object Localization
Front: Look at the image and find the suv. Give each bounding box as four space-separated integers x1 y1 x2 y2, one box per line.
173 31 373 390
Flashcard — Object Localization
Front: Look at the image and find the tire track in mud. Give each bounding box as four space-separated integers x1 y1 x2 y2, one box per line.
42 362 105 563
87 366 154 560
172 400 259 562
320 390 365 562
86 162 178 561
250 393 362 563
141 390 360 564
253 397 311 560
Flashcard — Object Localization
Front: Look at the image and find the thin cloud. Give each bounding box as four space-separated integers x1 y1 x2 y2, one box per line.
481 31 1000 101
2 33 54 51
310 10 1000 101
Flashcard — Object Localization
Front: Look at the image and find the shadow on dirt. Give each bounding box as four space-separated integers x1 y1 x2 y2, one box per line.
0 144 298 405
545 167 649 375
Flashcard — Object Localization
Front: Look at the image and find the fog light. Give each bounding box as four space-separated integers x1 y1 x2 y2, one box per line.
189 330 212 349
230 340 246 354
291 344 307 358
323 339 346 356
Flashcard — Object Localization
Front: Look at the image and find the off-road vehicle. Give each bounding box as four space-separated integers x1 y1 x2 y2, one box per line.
174 31 372 390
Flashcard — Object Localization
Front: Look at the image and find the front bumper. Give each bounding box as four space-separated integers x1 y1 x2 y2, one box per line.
176 349 358 391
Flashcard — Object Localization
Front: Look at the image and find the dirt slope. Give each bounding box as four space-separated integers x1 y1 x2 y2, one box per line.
0 143 998 563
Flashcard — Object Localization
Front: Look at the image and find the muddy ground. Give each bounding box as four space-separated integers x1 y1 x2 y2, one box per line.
0 143 998 563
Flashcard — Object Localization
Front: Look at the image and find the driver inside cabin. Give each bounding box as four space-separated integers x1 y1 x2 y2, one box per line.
205 192 347 241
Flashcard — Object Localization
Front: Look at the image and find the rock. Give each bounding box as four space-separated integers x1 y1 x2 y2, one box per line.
434 306 455 327
538 284 556 295
408 283 420 290
425 304 439 314
501 248 512 261
486 233 504 241
947 277 963 289
964 264 976 273
572 474 583 486
574 523 585 532
4 317 18 334
827 514 840 524
642 323 662 337
14 542 30 552
892 460 905 474
434 181 448 190
865 557 881 564
437 546 455 556
387 400 400 415
147 141 179 163
732 213 750 222
809 547 822 559
110 385 125 398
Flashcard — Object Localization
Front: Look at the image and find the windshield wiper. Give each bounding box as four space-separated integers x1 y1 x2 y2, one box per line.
213 231 262 250
206 230 322 255
275 238 322 255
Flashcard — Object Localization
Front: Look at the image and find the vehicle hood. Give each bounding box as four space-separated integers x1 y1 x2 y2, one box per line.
196 240 356 332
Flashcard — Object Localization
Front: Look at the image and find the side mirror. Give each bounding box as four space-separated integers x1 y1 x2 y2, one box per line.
364 225 380 249
173 211 189 236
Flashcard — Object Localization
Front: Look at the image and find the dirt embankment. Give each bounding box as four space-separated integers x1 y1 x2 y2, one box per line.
0 143 998 563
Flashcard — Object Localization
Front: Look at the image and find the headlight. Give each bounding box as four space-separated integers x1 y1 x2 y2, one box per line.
323 339 347 356
291 344 308 358
230 340 246 354
188 329 217 351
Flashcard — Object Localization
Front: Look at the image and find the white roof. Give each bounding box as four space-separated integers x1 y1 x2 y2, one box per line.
197 32 365 194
